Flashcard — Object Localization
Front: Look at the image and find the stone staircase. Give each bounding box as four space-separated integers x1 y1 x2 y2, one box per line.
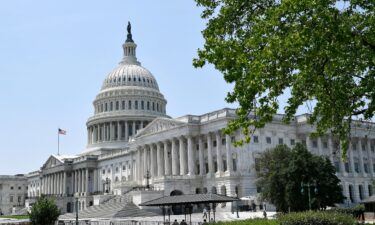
59 193 155 221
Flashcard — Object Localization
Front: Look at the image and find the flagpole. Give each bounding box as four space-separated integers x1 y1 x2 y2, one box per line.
58 129 60 155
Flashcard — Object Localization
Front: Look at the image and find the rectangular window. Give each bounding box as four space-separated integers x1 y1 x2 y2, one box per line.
141 101 144 110
213 140 217 147
116 101 119 110
362 144 366 151
278 138 283 144
135 100 138 110
355 162 360 173
253 136 259 143
18 186 21 190
335 161 341 172
266 137 271 144
152 102 155 111
10 196 13 202
290 139 295 145
128 100 132 109
222 138 226 145
312 140 318 148
10 186 13 190
371 145 375 152
364 163 369 173
233 158 237 172
18 196 21 203
122 101 125 110
110 102 113 111
105 103 108 111
345 162 350 173
147 102 150 110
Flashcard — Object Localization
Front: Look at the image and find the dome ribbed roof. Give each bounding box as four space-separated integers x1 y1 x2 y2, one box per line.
101 64 159 90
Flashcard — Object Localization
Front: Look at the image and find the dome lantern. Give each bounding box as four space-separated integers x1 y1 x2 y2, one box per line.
121 22 140 65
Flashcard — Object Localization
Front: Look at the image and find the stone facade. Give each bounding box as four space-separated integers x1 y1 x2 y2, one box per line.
4 26 375 214
0 175 27 215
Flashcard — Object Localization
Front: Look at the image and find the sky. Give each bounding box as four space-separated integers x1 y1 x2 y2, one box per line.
0 1 240 175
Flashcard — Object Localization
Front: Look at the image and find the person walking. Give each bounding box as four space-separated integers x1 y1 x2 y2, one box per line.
203 207 208 219
172 220 179 225
180 219 187 225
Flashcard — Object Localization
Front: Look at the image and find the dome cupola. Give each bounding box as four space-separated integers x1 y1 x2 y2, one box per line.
85 22 168 152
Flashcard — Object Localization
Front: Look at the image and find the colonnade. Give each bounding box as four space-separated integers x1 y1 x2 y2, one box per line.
41 172 66 195
87 120 149 144
136 132 234 183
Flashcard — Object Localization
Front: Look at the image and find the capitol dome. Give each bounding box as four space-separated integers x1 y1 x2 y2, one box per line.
85 22 168 151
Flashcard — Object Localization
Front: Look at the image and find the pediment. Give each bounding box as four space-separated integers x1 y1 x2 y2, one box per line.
135 117 186 137
41 155 64 170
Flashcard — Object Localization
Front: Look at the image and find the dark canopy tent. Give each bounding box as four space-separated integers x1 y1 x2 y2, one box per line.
140 194 240 223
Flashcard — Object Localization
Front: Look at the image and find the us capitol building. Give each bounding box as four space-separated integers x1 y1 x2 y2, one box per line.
1 24 375 216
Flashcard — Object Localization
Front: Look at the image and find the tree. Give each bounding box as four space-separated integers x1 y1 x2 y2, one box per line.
29 195 60 225
193 0 374 158
257 144 344 212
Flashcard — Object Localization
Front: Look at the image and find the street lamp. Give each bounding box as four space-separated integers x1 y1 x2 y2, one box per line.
301 181 318 211
75 197 79 225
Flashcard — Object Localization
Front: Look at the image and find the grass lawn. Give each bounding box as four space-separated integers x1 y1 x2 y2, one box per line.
0 215 29 219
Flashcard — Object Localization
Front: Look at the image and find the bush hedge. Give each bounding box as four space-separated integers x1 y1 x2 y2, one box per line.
216 219 279 225
278 211 355 225
328 205 365 219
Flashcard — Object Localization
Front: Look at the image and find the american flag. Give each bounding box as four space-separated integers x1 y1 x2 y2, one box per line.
58 128 66 135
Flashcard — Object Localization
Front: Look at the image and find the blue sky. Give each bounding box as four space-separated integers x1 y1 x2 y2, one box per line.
0 1 239 174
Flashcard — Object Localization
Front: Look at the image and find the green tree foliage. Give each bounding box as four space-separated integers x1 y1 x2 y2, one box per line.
29 195 60 225
193 0 374 157
257 144 344 212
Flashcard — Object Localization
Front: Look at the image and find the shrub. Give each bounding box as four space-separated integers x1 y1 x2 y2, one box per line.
278 211 355 225
328 205 365 219
28 195 60 225
216 219 279 225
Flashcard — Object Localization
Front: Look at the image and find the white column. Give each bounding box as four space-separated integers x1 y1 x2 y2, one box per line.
132 121 136 137
359 139 365 176
226 134 233 173
216 132 223 173
157 142 164 176
85 169 89 194
78 170 82 193
143 146 148 181
198 136 204 176
164 141 171 175
137 148 142 184
179 137 187 175
171 138 179 175
93 169 97 193
367 139 374 177
349 141 356 174
187 136 195 175
207 133 214 175
150 144 156 177
117 121 121 141
125 121 129 141
72 171 75 194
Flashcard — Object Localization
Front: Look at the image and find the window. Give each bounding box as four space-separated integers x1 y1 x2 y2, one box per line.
323 141 328 148
116 167 119 173
233 158 237 172
253 136 259 143
312 140 318 148
204 143 208 149
122 101 125 110
355 162 360 173
10 186 13 190
334 161 340 172
231 136 236 143
147 102 150 110
266 137 271 144
105 103 108 111
18 186 21 190
107 169 111 173
371 145 375 152
369 185 373 196
123 165 126 170
152 102 155 111
345 162 350 173
18 196 21 203
110 102 113 111
128 100 132 109
364 163 369 173
352 143 357 150
141 101 144 110
290 139 295 145
214 161 218 172
10 196 13 202
255 158 260 172
116 101 119 110
349 185 354 202
373 163 375 173
135 100 138 110
359 185 364 200
278 138 283 144
157 103 159 112
362 144 366 151
102 169 105 174
213 140 217 147
222 138 226 145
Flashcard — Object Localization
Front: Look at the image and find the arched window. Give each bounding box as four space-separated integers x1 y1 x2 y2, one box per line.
359 185 364 200
220 185 227 196
135 100 138 110
115 176 119 182
110 102 113 111
211 186 217 194
105 103 108 111
203 187 208 194
141 101 144 110
147 102 150 110
128 100 132 110
152 102 155 111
